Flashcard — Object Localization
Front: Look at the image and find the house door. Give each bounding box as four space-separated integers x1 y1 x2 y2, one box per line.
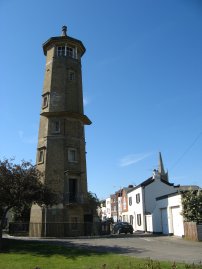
171 206 184 237
161 208 169 234
129 215 133 226
146 214 153 232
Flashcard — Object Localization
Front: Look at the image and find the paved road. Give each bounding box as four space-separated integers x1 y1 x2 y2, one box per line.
5 233 202 264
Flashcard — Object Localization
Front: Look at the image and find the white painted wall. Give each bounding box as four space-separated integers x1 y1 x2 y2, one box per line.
127 187 144 231
146 214 153 232
106 197 111 219
153 193 184 236
144 177 178 214
168 194 184 236
100 206 106 220
118 196 122 221
171 206 183 236
161 208 169 234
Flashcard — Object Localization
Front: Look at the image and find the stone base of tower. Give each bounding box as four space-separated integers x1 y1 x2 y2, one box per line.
29 204 45 237
29 203 95 237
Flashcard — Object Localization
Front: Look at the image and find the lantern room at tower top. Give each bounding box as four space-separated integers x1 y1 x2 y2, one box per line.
40 25 91 124
43 25 86 57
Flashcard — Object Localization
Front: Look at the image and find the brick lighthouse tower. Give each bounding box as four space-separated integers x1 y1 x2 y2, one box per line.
29 26 92 237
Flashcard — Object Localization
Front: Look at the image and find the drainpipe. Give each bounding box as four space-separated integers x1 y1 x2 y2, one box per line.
142 186 146 232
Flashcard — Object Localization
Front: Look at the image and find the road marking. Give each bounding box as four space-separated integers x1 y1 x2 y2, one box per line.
139 238 153 242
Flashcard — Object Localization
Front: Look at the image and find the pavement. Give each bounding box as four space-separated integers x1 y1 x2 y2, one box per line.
3 232 202 264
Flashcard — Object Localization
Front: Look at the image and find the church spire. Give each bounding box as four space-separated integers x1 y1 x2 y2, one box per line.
158 152 169 182
158 152 165 175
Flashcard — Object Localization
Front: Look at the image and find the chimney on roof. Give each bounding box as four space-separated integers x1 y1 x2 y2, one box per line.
153 169 160 180
61 25 67 36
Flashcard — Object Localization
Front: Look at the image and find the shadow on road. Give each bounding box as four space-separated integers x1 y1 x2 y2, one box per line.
2 237 147 259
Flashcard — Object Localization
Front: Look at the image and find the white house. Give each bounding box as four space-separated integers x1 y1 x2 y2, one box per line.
127 153 180 232
98 202 106 220
128 173 179 231
128 186 144 230
106 197 111 219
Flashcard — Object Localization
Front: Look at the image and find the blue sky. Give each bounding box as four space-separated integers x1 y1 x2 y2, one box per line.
0 0 202 199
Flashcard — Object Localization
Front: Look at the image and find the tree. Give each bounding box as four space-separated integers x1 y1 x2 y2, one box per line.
181 190 202 223
12 204 31 222
87 191 100 218
0 158 58 250
87 191 100 216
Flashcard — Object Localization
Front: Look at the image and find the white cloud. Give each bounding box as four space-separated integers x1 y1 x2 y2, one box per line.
83 96 90 106
119 152 152 167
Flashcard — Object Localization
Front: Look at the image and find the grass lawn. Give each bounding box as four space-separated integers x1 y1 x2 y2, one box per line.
0 239 201 269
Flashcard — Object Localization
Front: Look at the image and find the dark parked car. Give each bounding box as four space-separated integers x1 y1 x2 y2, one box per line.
112 221 133 234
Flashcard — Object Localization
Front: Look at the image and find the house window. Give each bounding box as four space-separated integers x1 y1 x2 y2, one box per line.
129 197 132 206
68 70 75 81
52 120 60 133
137 214 141 226
136 193 140 204
38 149 44 163
68 148 77 162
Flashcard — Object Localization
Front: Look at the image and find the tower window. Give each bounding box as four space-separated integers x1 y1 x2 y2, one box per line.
51 119 60 134
63 178 77 204
68 148 77 162
57 46 66 56
68 70 75 81
57 46 77 59
66 47 73 57
38 149 44 163
69 178 77 202
42 94 49 108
